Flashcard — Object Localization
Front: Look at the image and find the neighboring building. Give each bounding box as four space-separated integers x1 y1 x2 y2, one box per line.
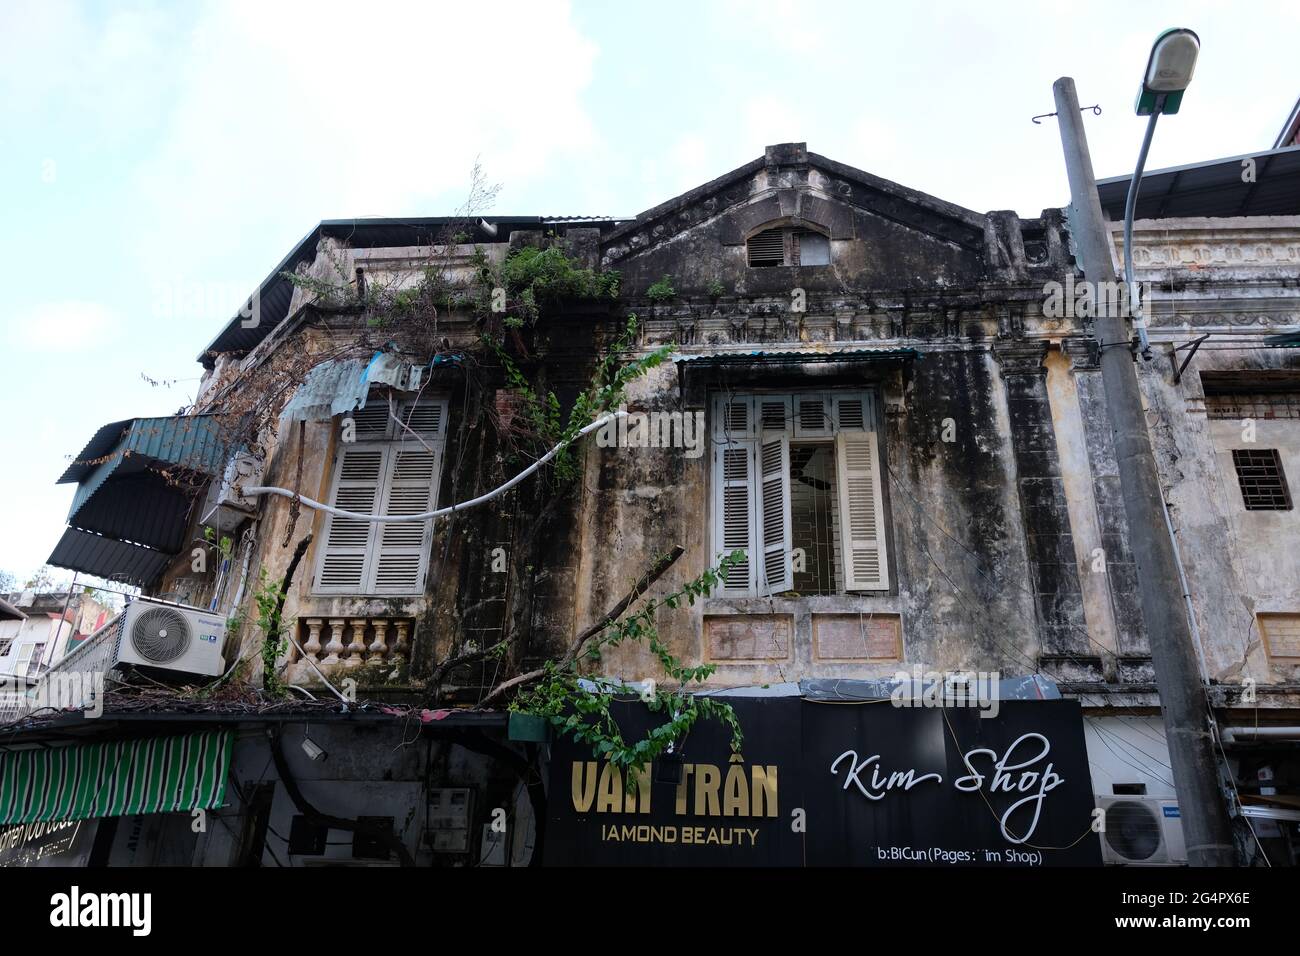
4 131 1297 867
0 590 114 683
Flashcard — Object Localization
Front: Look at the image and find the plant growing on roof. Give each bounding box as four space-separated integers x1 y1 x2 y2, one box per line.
646 275 676 302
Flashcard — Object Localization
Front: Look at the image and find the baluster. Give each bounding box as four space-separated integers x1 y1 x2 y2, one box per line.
391 621 410 665
345 618 368 666
323 619 346 664
303 618 323 663
368 619 389 663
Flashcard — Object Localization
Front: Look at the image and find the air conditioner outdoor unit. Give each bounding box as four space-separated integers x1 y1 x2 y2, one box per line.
105 597 227 677
1097 796 1187 865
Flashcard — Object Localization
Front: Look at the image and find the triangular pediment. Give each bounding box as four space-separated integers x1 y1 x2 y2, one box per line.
602 143 988 270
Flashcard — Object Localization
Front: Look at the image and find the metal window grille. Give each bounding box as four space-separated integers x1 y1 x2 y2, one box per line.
1232 448 1293 510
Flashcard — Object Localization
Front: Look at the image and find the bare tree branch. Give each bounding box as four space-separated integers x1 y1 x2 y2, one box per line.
475 545 685 708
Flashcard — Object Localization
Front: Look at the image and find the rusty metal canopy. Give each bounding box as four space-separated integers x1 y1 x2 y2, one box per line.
49 415 229 580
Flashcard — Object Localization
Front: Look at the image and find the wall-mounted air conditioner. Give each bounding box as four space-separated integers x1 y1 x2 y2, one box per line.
1096 796 1187 865
105 597 227 677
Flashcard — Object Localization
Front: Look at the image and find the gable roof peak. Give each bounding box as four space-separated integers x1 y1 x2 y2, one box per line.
764 142 809 167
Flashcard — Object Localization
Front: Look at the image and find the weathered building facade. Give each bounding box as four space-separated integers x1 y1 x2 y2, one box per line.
11 141 1299 867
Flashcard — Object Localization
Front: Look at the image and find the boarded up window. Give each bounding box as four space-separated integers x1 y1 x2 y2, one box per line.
746 227 831 267
1259 614 1300 663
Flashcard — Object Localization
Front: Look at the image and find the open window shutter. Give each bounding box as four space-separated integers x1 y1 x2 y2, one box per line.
369 444 440 594
835 430 889 591
316 446 386 593
714 437 756 595
758 435 793 595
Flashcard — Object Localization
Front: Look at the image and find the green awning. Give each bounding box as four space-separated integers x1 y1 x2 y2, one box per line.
0 731 233 824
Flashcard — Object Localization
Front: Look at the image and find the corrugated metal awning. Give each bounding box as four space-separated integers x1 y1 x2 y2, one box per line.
0 731 232 824
48 414 229 577
670 346 920 366
1096 144 1300 219
47 529 173 588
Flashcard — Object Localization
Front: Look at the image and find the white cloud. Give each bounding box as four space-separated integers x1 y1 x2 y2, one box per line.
5 300 119 351
127 0 599 280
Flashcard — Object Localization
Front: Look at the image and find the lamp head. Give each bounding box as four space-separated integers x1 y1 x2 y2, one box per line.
1136 28 1200 116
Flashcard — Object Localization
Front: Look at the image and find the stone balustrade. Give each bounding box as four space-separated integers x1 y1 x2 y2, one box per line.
293 617 412 677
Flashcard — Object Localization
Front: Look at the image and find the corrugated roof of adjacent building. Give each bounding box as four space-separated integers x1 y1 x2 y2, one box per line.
1096 145 1300 220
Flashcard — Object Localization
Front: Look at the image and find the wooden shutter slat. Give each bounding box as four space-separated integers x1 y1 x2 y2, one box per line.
758 435 793 595
316 446 385 593
835 430 889 591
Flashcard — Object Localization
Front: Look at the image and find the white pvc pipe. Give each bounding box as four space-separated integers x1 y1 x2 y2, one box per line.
244 409 625 523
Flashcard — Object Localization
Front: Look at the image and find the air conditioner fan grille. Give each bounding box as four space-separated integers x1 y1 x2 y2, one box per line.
130 607 191 664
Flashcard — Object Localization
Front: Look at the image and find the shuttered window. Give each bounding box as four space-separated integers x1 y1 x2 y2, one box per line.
745 227 832 267
314 395 449 595
711 391 888 595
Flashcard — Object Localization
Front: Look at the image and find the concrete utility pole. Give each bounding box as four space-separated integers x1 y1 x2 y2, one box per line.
1051 76 1236 866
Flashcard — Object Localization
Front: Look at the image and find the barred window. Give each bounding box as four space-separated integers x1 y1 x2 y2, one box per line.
1231 448 1292 511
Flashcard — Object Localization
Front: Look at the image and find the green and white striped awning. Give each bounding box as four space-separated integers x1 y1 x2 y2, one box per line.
0 731 233 825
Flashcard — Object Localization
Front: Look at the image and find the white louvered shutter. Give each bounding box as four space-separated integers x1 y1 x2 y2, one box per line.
371 445 440 593
370 397 447 593
758 435 793 595
757 395 791 434
714 442 756 596
316 446 386 593
835 430 889 590
348 400 391 441
794 394 831 438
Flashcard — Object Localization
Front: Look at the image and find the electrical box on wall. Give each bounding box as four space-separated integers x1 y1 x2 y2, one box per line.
424 788 473 855
201 449 264 531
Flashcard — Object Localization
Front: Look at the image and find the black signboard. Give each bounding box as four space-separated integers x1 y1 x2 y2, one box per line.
0 818 98 868
544 697 1102 866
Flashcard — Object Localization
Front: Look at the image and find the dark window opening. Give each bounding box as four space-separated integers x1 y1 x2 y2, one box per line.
1232 448 1293 510
790 443 841 595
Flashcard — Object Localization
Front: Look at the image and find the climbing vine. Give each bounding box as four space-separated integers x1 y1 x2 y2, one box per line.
511 551 746 784
252 570 290 698
490 313 671 482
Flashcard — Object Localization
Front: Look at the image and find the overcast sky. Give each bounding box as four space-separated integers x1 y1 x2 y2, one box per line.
0 0 1295 584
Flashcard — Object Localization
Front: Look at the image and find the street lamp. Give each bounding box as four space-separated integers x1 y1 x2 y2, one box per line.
1126 28 1200 358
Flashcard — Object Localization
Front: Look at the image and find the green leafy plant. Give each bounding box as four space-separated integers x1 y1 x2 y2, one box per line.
707 278 726 298
252 571 289 697
511 551 746 787
646 275 676 303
